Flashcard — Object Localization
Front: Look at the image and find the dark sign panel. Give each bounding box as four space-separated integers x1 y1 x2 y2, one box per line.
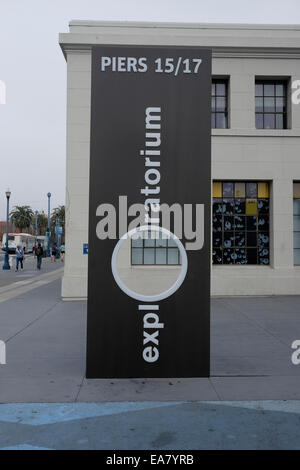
87 46 211 378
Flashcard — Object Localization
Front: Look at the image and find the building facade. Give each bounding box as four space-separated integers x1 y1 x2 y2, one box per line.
59 21 300 299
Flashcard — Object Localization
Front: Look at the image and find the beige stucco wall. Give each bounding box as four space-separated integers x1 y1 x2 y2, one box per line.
60 21 300 299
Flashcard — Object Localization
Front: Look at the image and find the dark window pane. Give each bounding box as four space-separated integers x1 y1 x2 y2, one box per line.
264 84 275 96
223 199 234 215
211 97 216 111
256 113 263 129
223 248 235 264
224 232 234 248
258 215 269 232
235 232 246 247
213 248 222 264
223 183 234 198
213 215 222 233
234 215 245 230
258 243 269 256
258 199 269 214
213 233 222 247
264 113 275 129
258 239 269 265
247 231 257 247
212 83 216 96
247 216 257 231
258 232 269 248
246 248 258 264
224 216 234 231
235 248 246 264
213 200 224 215
255 97 263 113
215 113 227 129
235 199 246 214
276 114 284 129
246 182 257 198
255 84 263 96
258 254 269 265
264 97 275 113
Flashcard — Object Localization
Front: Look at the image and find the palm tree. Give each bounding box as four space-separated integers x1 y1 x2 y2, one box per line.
10 206 34 233
37 213 48 235
50 205 65 242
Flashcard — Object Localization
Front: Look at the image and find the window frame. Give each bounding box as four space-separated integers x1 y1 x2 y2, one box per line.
255 78 288 130
212 78 229 129
293 182 300 266
212 181 270 266
131 232 181 266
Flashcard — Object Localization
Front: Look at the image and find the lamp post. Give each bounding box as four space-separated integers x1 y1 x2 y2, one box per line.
47 192 51 257
3 189 11 270
55 210 58 246
35 210 38 244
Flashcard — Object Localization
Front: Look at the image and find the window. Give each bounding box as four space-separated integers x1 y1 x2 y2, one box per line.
131 230 181 265
255 80 287 129
294 182 300 266
212 79 228 129
212 181 270 265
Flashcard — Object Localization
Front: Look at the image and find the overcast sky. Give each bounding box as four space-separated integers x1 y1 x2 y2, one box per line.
0 0 299 219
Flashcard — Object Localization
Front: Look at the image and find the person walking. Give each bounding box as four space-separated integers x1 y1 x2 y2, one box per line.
36 242 43 270
51 243 57 262
15 245 24 272
60 244 65 262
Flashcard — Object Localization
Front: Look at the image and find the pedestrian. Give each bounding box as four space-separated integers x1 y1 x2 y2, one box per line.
36 242 43 270
60 243 65 262
15 245 24 271
33 243 37 258
51 243 57 262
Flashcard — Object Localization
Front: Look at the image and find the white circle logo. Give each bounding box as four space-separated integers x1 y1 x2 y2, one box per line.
111 225 188 302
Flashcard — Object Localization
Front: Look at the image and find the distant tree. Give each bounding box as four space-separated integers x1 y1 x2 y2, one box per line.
37 213 48 235
10 206 34 232
50 205 65 242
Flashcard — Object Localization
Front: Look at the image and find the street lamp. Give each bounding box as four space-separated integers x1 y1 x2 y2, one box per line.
3 189 11 270
35 210 38 244
47 192 51 257
55 209 59 247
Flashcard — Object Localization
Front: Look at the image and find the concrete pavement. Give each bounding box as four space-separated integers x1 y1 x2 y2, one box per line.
0 262 300 448
0 275 299 401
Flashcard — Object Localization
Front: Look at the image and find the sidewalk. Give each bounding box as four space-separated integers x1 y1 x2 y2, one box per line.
0 267 299 448
0 276 299 401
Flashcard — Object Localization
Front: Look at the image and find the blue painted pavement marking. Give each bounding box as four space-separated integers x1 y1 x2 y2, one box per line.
0 402 183 426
